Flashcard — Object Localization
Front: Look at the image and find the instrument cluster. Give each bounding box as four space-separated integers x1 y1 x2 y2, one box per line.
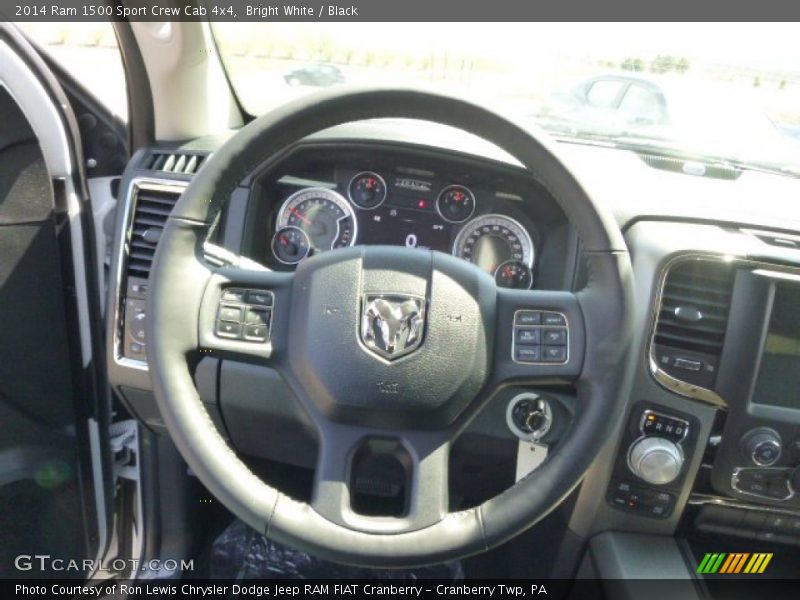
269 169 538 289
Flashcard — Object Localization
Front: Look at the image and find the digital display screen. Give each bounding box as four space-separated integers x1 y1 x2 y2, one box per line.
356 205 452 253
752 285 800 408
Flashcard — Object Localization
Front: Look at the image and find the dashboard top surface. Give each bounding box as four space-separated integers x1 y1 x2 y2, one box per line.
168 119 800 236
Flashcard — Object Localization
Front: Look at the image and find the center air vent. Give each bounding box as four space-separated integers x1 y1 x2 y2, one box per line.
652 258 735 392
126 184 183 279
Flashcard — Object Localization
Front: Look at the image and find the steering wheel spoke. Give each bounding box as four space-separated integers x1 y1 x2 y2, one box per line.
490 287 585 384
311 423 451 534
197 264 293 361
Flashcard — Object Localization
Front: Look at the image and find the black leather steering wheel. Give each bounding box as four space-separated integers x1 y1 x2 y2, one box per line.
147 88 633 567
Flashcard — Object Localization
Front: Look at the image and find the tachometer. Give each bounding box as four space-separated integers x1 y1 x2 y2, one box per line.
275 187 357 252
453 214 534 277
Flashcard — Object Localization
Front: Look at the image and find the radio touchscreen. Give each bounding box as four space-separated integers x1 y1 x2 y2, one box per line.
752 284 800 409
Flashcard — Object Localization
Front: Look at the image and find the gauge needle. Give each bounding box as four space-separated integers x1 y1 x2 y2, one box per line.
289 207 312 225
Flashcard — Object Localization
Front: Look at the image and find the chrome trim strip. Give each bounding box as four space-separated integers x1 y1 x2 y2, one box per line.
112 177 189 372
731 466 795 502
647 253 732 408
688 493 800 516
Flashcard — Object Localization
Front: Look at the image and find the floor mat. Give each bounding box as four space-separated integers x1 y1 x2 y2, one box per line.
210 519 463 580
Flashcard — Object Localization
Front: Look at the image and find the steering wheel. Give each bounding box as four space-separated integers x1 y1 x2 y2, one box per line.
147 88 633 567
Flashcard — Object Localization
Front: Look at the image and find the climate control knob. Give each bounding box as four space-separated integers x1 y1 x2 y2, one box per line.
741 428 782 467
628 437 684 485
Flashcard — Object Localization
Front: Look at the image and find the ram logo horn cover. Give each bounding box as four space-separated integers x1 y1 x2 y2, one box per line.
360 294 426 360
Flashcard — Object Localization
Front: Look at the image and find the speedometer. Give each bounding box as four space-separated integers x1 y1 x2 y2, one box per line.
453 214 534 277
275 187 357 253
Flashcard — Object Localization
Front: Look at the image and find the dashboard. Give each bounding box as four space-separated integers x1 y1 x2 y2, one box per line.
105 122 800 561
245 143 573 291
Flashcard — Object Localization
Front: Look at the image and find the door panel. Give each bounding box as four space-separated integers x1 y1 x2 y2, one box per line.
0 26 113 579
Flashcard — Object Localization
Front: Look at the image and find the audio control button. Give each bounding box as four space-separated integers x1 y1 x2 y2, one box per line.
216 321 243 339
244 324 269 342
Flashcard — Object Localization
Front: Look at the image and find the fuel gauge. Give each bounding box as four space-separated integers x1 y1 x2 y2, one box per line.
494 260 533 289
348 171 387 209
272 226 311 265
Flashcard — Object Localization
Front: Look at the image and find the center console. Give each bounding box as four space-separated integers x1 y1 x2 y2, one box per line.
619 223 800 549
607 403 700 519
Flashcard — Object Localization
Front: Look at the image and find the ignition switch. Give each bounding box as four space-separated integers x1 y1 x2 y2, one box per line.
506 393 553 442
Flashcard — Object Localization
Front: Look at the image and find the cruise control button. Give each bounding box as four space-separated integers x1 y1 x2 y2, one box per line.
245 308 270 326
515 311 542 326
516 328 541 344
244 324 269 342
515 345 541 362
542 345 567 362
216 321 242 339
221 288 246 302
542 329 567 345
245 290 273 306
218 304 244 322
542 312 566 326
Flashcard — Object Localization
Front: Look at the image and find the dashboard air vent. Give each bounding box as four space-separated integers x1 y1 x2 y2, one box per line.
145 152 206 175
126 186 181 279
652 258 735 390
638 153 741 180
744 229 800 250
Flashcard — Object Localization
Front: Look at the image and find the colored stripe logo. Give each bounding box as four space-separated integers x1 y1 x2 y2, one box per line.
697 552 773 574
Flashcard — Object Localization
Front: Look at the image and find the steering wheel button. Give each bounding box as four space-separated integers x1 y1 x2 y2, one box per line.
514 345 541 362
543 329 567 345
245 308 270 326
514 311 542 326
215 320 243 339
244 324 269 342
516 328 541 344
219 305 244 322
245 290 273 306
542 345 567 362
221 288 246 302
542 312 566 326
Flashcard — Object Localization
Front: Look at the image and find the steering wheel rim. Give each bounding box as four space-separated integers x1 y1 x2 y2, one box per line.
147 87 634 567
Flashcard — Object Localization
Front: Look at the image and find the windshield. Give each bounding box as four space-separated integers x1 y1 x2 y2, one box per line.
213 22 800 175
